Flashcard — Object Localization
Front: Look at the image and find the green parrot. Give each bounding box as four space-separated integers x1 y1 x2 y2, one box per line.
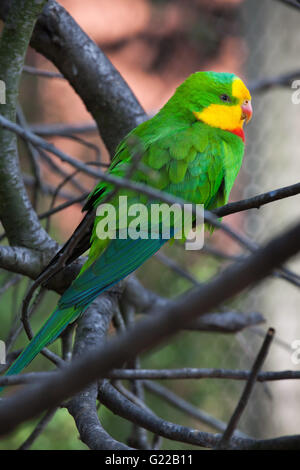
1 71 252 385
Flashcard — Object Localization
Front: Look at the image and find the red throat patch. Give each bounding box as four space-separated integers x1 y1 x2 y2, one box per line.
227 128 245 142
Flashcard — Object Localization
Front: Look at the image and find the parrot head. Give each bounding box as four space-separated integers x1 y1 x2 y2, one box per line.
166 71 252 141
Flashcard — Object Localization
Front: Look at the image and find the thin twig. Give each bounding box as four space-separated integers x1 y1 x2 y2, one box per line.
3 365 300 388
216 328 275 449
17 106 43 209
214 182 300 217
23 65 64 79
155 252 200 286
249 70 300 92
144 380 248 437
30 122 98 137
0 274 21 298
18 408 58 450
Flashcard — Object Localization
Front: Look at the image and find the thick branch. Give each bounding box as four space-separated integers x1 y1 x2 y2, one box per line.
99 380 218 449
0 245 49 279
0 244 84 294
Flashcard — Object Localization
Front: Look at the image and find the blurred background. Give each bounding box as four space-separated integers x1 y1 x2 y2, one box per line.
0 0 300 449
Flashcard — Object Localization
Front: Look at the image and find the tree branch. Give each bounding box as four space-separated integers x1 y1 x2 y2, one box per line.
0 245 49 279
99 380 218 449
249 70 300 92
214 182 300 217
144 380 248 437
23 64 64 79
3 366 300 388
30 122 98 137
18 407 58 450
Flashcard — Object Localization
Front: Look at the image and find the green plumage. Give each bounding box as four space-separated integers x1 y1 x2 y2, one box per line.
1 71 246 387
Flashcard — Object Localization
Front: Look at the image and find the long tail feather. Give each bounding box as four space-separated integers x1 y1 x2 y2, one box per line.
0 306 81 391
1 236 169 391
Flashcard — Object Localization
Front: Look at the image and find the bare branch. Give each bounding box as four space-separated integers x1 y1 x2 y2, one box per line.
144 381 248 437
186 311 265 333
0 274 21 297
38 194 88 220
23 64 64 79
30 122 98 137
0 371 56 387
249 70 300 92
99 380 218 448
214 182 300 218
217 328 275 449
3 366 300 389
0 245 49 279
23 173 77 200
17 106 43 209
0 244 83 295
100 380 300 450
155 252 200 286
108 365 291 381
18 408 58 450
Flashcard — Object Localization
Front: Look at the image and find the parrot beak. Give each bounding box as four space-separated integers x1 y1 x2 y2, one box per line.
241 99 253 124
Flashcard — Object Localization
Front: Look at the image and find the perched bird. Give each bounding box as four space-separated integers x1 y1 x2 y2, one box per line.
1 71 252 383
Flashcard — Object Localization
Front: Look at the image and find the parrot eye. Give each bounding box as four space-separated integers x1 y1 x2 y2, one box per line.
220 94 231 103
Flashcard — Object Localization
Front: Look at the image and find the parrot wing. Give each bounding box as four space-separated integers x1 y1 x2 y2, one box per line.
57 121 243 310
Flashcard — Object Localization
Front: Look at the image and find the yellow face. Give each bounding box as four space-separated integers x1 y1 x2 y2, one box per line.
193 78 252 131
